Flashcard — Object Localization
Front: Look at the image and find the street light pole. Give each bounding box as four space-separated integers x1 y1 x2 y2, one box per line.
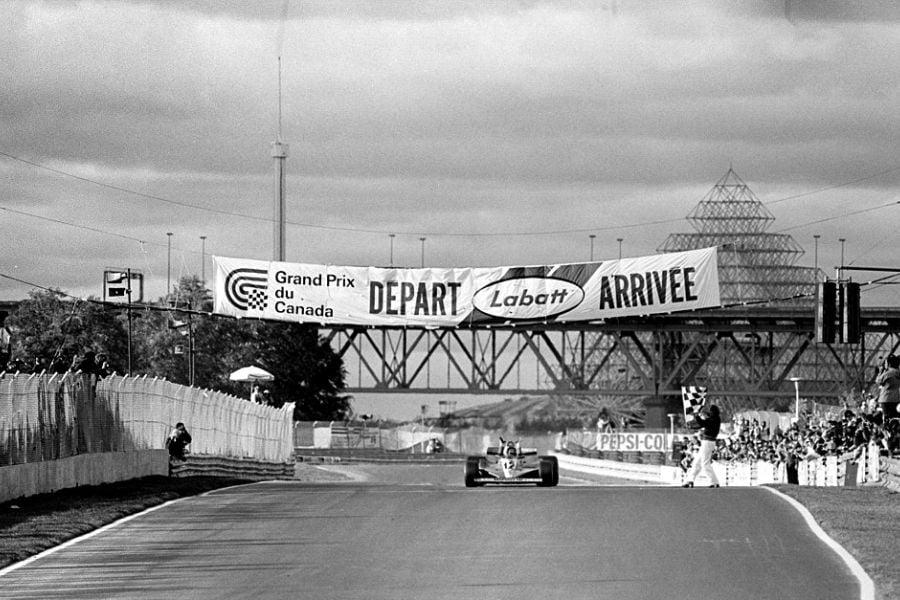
667 413 677 443
166 232 173 296
420 237 426 268
389 234 396 267
839 238 846 279
790 377 801 421
617 238 623 260
813 234 820 278
200 235 207 285
589 234 596 261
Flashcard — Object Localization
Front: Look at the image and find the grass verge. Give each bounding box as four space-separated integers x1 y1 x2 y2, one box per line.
771 485 900 600
0 476 249 569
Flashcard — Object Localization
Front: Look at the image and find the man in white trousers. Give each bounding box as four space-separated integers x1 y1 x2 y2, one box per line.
682 404 721 488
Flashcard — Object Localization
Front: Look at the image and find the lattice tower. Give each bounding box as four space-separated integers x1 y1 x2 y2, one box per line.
658 167 818 306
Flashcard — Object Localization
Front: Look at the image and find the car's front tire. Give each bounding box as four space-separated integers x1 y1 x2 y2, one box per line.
538 456 558 487
464 456 483 487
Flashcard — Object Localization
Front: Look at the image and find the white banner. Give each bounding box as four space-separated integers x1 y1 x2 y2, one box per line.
213 247 719 327
595 432 668 453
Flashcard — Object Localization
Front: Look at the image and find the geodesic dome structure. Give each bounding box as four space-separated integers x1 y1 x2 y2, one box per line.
658 167 818 306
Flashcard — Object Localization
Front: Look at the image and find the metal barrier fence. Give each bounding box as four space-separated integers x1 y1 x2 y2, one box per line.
561 429 883 486
1 372 295 466
294 421 561 455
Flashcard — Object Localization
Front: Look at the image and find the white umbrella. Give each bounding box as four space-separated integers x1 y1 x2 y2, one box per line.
229 365 275 382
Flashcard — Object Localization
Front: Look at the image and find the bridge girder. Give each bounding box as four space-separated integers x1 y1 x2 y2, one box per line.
322 306 900 402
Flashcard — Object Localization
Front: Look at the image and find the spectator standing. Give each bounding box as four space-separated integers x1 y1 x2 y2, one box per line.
73 349 98 374
250 384 261 404
876 355 900 422
683 404 721 488
596 407 617 433
166 422 192 461
94 352 112 378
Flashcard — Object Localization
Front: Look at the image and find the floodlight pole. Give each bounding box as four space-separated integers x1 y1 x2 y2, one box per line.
126 268 133 375
667 413 677 446
790 378 801 420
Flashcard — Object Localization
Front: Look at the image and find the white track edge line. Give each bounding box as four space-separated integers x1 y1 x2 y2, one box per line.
761 486 875 600
0 481 265 578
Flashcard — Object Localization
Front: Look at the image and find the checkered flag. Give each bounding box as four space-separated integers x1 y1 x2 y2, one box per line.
247 289 268 311
681 386 707 425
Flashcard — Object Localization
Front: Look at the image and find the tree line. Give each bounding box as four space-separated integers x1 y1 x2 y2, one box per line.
1 276 349 421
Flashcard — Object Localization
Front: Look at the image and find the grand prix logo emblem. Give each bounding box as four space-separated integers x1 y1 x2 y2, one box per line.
223 268 269 311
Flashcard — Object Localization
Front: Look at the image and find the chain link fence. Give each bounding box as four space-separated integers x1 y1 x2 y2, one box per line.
1 372 295 466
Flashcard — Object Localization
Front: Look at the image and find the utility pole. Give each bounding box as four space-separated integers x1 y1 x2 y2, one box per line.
166 232 173 295
200 235 207 285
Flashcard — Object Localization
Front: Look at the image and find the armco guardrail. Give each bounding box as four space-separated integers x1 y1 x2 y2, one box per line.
294 421 559 455
296 447 467 464
554 451 683 485
170 455 294 480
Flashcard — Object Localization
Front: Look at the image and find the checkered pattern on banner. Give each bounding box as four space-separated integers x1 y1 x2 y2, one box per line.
247 289 268 311
681 385 707 424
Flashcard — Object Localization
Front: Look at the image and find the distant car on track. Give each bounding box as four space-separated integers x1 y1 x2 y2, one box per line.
464 437 559 487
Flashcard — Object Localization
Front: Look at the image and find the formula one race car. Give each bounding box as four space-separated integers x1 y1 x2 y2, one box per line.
464 438 559 487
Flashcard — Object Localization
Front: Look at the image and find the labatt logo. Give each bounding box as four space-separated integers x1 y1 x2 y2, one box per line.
473 277 584 319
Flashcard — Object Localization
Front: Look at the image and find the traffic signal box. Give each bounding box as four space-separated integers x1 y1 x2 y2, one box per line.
842 281 860 344
815 280 860 344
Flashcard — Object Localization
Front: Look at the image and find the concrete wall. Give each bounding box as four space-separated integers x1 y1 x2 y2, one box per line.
0 450 169 504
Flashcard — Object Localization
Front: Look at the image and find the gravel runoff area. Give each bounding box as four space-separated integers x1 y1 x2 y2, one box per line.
0 462 897 599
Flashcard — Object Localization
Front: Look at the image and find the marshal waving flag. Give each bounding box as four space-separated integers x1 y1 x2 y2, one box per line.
682 386 708 425
213 247 720 327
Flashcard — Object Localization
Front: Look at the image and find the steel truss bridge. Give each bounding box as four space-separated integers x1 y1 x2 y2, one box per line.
323 306 900 405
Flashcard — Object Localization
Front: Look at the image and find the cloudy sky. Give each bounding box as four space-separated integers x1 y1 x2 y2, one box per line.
3 0 900 306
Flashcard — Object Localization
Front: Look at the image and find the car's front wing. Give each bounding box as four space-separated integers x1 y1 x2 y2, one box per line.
471 468 542 485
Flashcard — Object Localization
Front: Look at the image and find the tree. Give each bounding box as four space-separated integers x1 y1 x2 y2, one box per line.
131 275 212 385
142 277 350 420
251 321 350 421
5 289 128 373
5 278 351 421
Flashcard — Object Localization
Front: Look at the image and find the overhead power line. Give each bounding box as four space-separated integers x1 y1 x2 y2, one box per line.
2 149 899 239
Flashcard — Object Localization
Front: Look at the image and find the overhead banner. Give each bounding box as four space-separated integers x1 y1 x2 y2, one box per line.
213 246 719 327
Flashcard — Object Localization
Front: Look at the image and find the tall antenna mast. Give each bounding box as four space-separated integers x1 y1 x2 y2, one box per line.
272 55 289 262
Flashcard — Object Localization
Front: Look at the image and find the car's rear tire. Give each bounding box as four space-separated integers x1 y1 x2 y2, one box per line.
538 456 558 487
464 456 482 487
548 455 559 486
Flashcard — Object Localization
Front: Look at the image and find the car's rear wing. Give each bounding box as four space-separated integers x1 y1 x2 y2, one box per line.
485 446 538 457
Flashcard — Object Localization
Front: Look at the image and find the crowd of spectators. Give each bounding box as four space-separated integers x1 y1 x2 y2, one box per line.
679 399 900 476
4 348 113 377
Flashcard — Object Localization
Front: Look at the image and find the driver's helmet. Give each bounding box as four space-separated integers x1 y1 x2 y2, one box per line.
504 442 517 457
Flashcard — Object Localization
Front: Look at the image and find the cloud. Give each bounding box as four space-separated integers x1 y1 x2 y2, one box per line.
1 0 899 306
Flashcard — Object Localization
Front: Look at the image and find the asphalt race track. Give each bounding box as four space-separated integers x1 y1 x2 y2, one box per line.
0 465 865 600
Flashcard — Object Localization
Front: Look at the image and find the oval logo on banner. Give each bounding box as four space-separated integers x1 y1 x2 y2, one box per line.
473 277 585 319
